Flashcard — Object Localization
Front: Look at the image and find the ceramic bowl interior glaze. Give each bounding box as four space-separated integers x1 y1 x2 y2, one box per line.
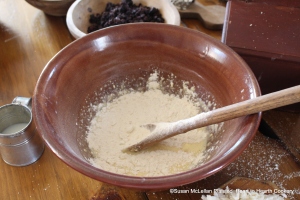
25 0 75 16
33 23 261 190
66 0 181 39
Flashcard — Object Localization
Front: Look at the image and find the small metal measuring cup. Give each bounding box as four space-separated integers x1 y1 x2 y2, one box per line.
0 97 44 166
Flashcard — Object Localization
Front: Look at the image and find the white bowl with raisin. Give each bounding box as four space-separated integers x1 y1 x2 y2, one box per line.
66 0 181 39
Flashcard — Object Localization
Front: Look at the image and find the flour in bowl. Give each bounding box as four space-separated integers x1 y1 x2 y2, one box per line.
86 71 212 177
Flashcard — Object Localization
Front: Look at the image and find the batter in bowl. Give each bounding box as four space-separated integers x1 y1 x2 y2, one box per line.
86 71 212 176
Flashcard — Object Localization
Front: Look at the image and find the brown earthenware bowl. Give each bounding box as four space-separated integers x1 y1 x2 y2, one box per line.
25 0 75 16
32 23 261 190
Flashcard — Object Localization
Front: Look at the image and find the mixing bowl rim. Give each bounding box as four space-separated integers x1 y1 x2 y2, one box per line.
33 23 262 190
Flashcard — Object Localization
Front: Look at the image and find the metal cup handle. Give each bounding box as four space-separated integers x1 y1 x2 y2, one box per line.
12 96 32 109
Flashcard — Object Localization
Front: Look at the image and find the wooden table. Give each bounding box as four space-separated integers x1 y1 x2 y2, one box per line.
1 0 299 199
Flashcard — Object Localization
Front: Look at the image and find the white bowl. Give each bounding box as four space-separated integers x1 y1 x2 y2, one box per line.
66 0 181 39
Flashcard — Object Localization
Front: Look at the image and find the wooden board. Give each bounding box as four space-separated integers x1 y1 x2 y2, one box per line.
262 110 300 161
221 177 279 190
222 0 300 112
220 177 289 199
179 1 226 30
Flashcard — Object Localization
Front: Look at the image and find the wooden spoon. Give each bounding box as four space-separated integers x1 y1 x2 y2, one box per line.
124 85 300 152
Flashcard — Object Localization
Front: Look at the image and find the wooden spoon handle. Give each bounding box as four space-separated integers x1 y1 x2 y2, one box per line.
125 86 300 152
181 85 300 132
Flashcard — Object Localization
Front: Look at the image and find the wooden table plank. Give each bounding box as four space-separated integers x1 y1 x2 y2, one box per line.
0 147 102 200
0 0 73 105
146 132 300 200
262 110 300 161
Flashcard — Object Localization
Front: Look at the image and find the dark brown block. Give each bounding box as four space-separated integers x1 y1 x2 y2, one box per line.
222 0 300 112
